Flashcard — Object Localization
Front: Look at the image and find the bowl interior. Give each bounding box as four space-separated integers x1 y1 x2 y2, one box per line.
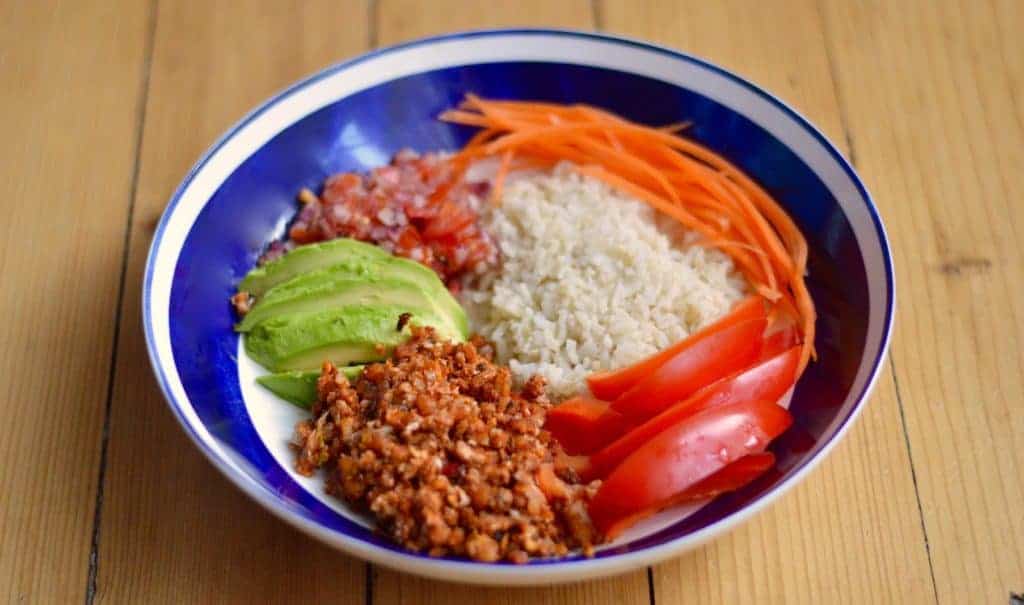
146 32 891 582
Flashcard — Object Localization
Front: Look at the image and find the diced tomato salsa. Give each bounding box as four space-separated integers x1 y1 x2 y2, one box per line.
267 149 497 287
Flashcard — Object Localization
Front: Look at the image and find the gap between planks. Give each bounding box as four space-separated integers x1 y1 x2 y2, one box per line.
83 0 160 603
815 1 938 602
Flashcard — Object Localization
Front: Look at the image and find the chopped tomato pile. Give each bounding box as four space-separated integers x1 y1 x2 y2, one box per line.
272 149 497 287
544 296 800 538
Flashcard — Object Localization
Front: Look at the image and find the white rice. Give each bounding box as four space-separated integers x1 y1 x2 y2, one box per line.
460 166 747 399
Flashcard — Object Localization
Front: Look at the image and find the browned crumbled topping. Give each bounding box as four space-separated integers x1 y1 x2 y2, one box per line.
293 326 601 562
297 187 319 205
230 291 253 316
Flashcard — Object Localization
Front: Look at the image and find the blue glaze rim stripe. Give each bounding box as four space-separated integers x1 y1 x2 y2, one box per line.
143 28 895 576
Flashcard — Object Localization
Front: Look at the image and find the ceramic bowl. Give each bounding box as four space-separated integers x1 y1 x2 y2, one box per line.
143 29 894 585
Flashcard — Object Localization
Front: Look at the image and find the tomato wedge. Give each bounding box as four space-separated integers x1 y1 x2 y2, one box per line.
594 452 776 538
587 296 766 400
588 400 792 538
610 316 768 421
761 319 799 359
544 397 631 455
676 452 777 501
582 346 799 481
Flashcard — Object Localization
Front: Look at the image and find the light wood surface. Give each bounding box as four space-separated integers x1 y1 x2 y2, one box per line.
0 2 150 602
1 1 1020 603
821 1 1024 602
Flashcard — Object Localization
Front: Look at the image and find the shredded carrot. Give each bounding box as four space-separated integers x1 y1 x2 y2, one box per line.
658 120 693 133
440 96 817 374
492 149 514 203
438 109 491 128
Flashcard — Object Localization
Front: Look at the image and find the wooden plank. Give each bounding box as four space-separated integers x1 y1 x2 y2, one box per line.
599 1 937 602
373 573 649 605
0 1 150 602
821 0 1024 601
371 2 649 603
375 0 595 42
93 2 371 602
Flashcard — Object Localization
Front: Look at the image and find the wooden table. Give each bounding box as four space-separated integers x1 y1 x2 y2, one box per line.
2 1 1021 603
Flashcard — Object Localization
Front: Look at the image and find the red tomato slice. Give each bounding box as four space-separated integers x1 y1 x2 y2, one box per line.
587 296 766 400
677 451 776 500
761 314 800 359
582 346 799 481
596 452 776 538
610 316 768 421
544 397 631 455
588 400 792 538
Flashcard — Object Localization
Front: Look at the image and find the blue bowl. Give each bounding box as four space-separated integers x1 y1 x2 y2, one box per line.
143 29 894 585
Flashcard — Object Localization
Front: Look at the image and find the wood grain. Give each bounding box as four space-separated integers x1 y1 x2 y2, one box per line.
93 2 371 603
372 1 649 603
3 0 1010 602
375 0 595 42
0 1 150 602
822 0 1024 601
599 1 937 602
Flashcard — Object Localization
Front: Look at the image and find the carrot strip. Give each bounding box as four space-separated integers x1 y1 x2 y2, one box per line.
718 177 795 278
604 129 624 151
658 120 693 133
492 149 514 203
573 137 680 203
438 110 493 128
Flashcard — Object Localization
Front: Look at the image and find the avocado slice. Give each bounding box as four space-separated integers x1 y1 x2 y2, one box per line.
255 365 363 408
237 256 469 338
237 276 439 333
244 304 456 372
238 238 390 297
